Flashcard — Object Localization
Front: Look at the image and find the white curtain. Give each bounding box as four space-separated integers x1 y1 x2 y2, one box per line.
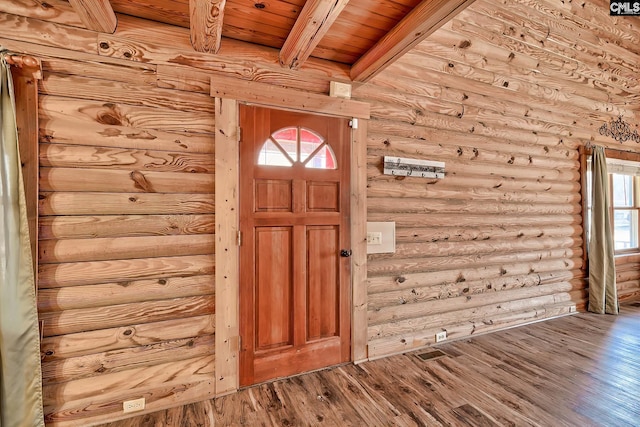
588 146 618 315
0 53 45 427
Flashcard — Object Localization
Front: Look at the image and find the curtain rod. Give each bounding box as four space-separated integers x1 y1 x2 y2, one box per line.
583 141 636 153
2 51 42 80
582 143 640 162
2 52 39 69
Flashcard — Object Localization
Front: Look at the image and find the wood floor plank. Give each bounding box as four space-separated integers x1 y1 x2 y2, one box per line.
409 355 540 427
354 357 462 425
98 301 640 427
439 352 592 426
273 375 346 426
318 366 400 425
451 403 497 427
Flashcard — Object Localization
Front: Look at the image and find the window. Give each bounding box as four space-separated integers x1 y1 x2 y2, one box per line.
611 173 640 251
585 156 640 254
257 126 336 169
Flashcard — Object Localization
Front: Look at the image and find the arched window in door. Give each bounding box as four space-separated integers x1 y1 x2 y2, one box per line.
257 126 337 169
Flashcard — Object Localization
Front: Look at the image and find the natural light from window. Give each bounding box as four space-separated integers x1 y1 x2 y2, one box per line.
585 158 640 254
257 127 336 169
611 173 639 251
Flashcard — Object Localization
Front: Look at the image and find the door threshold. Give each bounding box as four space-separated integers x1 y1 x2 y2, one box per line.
239 361 352 391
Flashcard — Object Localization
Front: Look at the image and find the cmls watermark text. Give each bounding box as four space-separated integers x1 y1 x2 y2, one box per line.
610 1 640 15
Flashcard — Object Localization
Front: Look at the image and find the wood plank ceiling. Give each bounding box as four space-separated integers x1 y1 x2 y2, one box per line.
63 0 477 82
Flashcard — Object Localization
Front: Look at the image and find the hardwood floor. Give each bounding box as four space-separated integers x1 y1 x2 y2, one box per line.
98 302 640 426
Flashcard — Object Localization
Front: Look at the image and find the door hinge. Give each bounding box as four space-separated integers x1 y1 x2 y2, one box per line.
349 118 359 129
237 126 242 142
237 230 242 246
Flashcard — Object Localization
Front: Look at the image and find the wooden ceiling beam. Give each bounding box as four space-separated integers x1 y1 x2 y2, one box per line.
67 0 117 33
350 0 476 82
280 0 350 69
189 0 226 53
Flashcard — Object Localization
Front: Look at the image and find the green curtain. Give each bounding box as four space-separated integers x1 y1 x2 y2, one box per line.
588 146 618 315
0 54 45 427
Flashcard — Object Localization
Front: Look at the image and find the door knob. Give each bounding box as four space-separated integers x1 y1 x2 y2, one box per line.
340 249 352 257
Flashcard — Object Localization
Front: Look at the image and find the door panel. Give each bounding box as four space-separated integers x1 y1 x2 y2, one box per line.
307 181 340 212
255 226 293 350
239 105 351 386
255 180 292 212
307 225 339 340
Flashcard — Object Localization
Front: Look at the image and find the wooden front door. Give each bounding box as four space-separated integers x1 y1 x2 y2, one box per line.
239 105 351 386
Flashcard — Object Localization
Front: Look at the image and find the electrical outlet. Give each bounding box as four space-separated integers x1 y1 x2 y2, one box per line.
435 331 447 343
123 398 145 413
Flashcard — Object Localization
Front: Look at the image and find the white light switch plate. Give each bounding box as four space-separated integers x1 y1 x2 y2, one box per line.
367 232 383 245
366 222 395 254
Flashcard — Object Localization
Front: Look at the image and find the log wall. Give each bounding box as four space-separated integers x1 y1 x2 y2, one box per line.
617 254 640 302
1 14 219 423
1 0 639 424
0 4 349 426
353 0 640 359
36 57 217 423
